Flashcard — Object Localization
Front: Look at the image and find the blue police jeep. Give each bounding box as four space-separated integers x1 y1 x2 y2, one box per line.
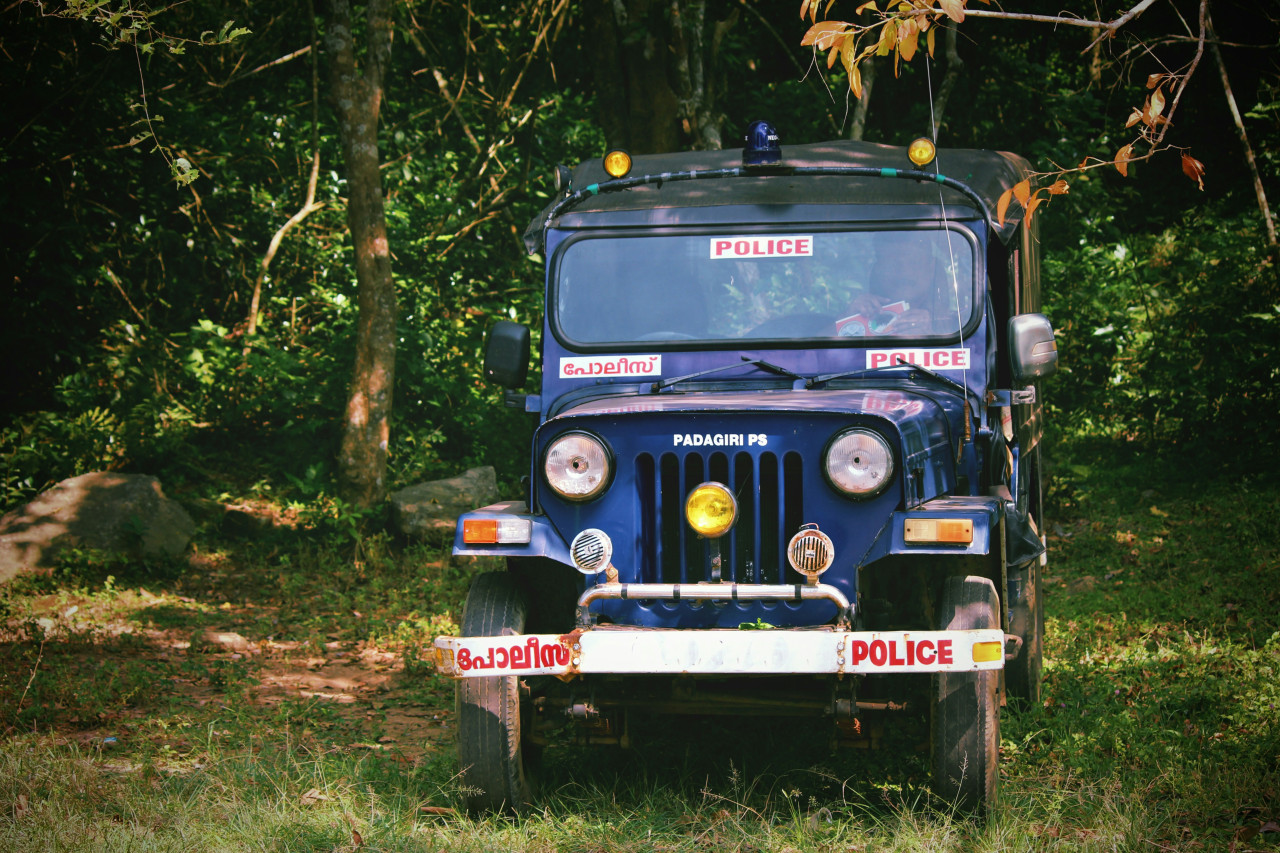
433 124 1058 815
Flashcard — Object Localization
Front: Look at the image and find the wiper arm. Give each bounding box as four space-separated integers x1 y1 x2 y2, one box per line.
808 361 976 404
650 356 806 393
805 363 904 389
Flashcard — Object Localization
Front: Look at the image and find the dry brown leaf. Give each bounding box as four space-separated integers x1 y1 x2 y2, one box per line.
877 18 897 55
1114 144 1134 177
300 787 329 806
1012 179 1031 206
899 27 919 62
419 805 455 816
1181 153 1206 191
996 187 1014 227
1150 86 1166 119
937 0 965 22
802 20 847 48
1025 194 1045 223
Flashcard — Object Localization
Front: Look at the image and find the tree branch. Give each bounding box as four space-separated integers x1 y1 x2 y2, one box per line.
1207 7 1276 246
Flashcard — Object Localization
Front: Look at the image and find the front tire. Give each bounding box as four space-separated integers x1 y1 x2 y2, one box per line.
457 572 533 815
931 575 1000 813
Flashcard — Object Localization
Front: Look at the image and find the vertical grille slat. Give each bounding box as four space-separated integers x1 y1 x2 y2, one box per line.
639 450 802 586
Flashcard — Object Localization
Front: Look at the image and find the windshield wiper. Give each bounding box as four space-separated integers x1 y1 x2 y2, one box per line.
650 356 806 393
807 361 972 401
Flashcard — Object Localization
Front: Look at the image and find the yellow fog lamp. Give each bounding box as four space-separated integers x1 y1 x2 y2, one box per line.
972 641 1003 663
603 149 632 179
685 482 738 538
908 137 936 168
903 517 973 545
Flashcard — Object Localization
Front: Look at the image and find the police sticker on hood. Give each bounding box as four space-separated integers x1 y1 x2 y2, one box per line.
866 348 971 370
710 236 813 259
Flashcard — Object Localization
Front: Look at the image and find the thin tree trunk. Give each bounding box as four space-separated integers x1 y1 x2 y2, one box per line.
246 3 325 346
587 0 731 153
850 55 875 140
1207 13 1276 247
930 23 963 141
326 0 397 507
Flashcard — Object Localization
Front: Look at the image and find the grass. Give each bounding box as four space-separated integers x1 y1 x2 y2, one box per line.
1 437 1278 851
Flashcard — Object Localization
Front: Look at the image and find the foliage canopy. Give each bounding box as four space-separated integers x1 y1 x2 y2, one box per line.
1 0 1277 510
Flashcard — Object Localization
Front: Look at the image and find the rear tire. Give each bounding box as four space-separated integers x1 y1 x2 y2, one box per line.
457 572 533 815
1006 560 1044 704
931 575 1000 814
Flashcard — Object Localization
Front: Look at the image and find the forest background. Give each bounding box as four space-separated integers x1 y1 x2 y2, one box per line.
2 2 1280 848
1 0 1278 514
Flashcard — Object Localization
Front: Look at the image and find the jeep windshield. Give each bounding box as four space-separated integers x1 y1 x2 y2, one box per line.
552 227 977 347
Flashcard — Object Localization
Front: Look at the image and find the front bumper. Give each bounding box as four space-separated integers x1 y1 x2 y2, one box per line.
433 627 1005 678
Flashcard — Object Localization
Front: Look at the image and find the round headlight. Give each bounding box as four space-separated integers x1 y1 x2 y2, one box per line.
544 432 611 501
685 482 738 538
825 429 894 497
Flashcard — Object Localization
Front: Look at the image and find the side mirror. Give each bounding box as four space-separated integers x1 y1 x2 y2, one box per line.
1008 313 1058 384
484 320 530 389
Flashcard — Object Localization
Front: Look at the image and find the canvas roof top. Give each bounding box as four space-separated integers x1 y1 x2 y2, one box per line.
525 138 1031 252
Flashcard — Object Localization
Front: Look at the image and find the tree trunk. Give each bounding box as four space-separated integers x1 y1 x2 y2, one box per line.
586 0 734 153
930 24 964 142
1208 13 1276 247
325 0 397 507
849 56 876 141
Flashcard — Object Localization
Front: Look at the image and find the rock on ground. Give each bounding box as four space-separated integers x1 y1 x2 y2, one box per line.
0 472 195 583
389 466 498 538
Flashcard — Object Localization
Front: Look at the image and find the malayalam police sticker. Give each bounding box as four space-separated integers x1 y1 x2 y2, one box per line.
865 348 971 370
560 354 662 379
710 236 813 259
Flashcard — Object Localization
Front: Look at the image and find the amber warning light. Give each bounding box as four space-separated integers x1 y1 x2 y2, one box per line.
462 517 533 545
903 518 973 544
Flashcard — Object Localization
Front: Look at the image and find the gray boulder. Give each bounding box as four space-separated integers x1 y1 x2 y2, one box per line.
0 472 195 582
389 466 498 538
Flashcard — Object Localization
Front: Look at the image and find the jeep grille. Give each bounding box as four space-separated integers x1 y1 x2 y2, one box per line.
635 450 804 584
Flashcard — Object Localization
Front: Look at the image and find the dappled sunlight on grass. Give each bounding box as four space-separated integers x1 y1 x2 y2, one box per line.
2 439 1278 850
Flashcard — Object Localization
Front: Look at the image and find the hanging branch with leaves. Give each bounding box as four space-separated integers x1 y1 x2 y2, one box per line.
796 0 1275 241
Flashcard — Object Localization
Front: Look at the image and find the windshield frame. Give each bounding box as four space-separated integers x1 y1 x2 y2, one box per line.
547 222 984 353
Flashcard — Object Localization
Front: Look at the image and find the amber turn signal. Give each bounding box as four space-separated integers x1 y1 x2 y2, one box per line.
603 149 632 179
903 518 973 544
908 137 936 167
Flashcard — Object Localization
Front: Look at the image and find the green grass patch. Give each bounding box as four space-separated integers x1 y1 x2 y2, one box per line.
1 439 1278 851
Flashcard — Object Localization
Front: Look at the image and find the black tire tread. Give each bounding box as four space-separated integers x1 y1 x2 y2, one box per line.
457 572 530 815
932 574 1000 813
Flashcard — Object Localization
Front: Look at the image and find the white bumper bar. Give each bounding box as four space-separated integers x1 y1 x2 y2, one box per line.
433 628 1005 678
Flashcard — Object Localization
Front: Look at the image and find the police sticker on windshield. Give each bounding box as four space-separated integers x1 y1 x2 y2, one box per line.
865 348 971 370
710 236 813 259
560 355 662 379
